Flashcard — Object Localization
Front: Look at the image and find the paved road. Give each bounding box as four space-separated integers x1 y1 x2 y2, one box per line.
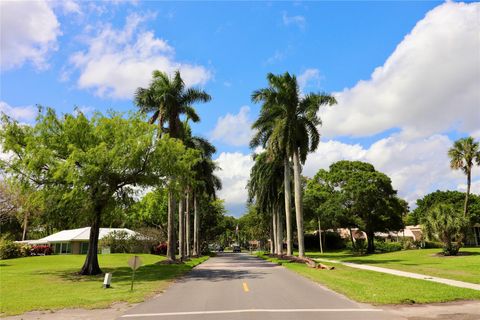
119 253 404 320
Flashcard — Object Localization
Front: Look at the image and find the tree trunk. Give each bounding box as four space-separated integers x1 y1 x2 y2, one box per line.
80 207 102 275
292 150 305 258
186 191 191 258
349 227 356 250
318 216 323 254
193 194 199 256
167 191 176 261
22 211 29 241
269 223 274 255
178 195 185 260
277 207 283 255
272 211 277 255
366 230 375 254
284 158 293 256
464 169 471 217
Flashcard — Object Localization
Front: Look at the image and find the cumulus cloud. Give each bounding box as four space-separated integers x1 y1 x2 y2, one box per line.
320 2 480 138
215 152 254 209
282 11 306 29
0 0 61 71
69 13 211 99
211 106 254 147
304 133 478 207
0 101 37 123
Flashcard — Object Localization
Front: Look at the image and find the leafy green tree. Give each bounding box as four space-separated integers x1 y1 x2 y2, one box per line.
128 188 168 231
410 190 480 225
251 72 336 257
0 109 198 274
423 204 468 255
238 204 270 250
448 137 480 217
135 70 211 261
316 161 405 253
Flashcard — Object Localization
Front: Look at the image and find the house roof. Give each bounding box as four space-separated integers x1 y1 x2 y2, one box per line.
23 227 138 244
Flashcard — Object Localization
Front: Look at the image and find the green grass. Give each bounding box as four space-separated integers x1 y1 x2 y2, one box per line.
256 252 480 305
306 248 480 284
0 254 208 316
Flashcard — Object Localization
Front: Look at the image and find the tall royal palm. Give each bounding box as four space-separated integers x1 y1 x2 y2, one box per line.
251 72 336 257
248 152 285 255
135 70 211 260
448 137 480 217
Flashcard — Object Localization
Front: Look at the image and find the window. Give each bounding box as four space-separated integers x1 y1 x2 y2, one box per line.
55 242 72 254
55 243 61 254
80 242 89 254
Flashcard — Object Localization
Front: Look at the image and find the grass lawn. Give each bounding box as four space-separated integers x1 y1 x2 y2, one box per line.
256 252 480 305
306 248 480 284
0 254 208 316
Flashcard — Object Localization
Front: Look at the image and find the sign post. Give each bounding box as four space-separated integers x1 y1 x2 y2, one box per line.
128 256 142 291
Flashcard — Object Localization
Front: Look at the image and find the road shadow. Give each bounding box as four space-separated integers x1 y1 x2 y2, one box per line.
179 268 266 282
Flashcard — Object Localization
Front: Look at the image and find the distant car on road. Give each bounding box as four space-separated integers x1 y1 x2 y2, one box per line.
233 245 241 253
216 245 224 252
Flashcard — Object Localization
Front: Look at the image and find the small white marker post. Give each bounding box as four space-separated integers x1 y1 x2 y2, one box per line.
128 256 142 291
103 272 112 288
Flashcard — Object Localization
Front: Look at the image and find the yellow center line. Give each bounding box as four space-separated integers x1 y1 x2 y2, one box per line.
242 282 249 292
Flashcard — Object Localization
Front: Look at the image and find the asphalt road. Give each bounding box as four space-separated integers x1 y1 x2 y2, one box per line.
119 253 404 320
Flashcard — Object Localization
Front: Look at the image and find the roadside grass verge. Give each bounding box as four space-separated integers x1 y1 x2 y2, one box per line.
0 254 208 316
256 252 480 304
306 248 480 284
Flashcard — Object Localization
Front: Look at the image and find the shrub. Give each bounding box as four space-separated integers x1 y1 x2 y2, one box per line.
19 244 32 257
30 245 53 256
346 239 367 255
0 239 21 259
423 241 443 249
99 231 146 254
153 242 167 255
374 240 403 253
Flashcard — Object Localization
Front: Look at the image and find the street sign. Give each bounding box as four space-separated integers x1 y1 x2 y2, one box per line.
128 256 142 291
128 256 142 270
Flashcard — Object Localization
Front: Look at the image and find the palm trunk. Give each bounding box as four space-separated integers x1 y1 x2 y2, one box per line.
167 191 176 261
464 169 471 217
22 211 29 241
186 191 191 258
349 227 356 250
284 158 293 256
292 150 305 258
272 211 277 255
178 196 184 260
318 216 323 254
276 206 283 255
193 194 199 256
80 205 102 275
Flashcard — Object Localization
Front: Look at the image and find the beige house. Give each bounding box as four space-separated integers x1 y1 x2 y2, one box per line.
21 227 138 254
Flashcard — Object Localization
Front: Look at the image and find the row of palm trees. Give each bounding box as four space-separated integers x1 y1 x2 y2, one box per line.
135 70 221 261
249 72 337 257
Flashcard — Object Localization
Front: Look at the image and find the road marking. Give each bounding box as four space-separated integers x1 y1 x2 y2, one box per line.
242 282 249 292
121 308 383 317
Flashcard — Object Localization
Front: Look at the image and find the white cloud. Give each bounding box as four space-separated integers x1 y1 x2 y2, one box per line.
0 0 61 71
69 13 211 99
282 11 306 29
298 68 322 92
0 101 37 122
304 133 478 207
215 152 254 206
320 2 480 138
211 106 253 147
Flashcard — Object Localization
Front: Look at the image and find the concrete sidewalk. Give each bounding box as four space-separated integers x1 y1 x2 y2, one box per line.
314 258 480 291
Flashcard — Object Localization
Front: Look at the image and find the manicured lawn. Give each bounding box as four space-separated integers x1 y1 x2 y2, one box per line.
256 252 480 305
307 248 480 284
0 254 208 316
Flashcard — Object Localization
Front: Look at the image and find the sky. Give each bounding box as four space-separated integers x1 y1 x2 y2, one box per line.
1 0 479 217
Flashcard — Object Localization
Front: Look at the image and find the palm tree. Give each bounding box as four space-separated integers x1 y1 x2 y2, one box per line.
448 137 480 217
135 70 211 260
251 72 336 257
248 152 285 255
423 203 468 255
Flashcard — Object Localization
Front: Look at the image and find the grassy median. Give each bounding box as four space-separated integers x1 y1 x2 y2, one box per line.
0 254 208 316
256 252 480 304
307 248 480 284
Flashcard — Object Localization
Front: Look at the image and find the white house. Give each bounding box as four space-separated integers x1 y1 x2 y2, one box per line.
20 227 138 254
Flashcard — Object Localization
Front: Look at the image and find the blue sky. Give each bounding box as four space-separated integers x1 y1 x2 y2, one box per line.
1 1 479 216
